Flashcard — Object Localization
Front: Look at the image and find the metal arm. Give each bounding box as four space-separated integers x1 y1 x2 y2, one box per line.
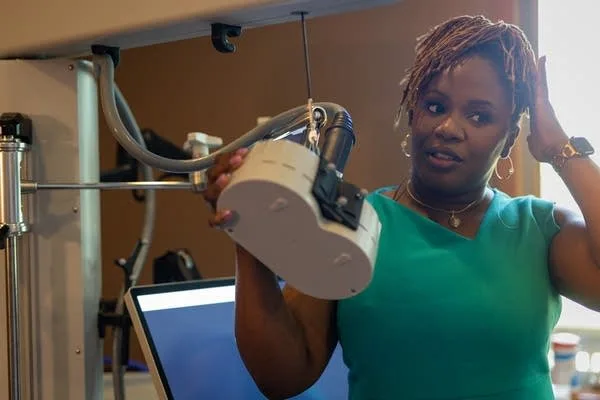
0 114 32 400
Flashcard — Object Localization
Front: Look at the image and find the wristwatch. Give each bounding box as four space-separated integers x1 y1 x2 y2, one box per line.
551 137 595 172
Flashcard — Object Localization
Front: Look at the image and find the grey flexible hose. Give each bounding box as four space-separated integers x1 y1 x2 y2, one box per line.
114 84 156 290
111 85 156 400
93 54 347 173
80 60 155 400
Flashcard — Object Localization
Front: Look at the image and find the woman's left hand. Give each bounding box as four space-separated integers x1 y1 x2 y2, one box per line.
527 55 570 163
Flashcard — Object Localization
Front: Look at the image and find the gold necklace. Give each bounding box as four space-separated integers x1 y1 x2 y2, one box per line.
402 180 484 229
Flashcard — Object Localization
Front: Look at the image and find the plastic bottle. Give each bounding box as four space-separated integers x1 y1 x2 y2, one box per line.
552 332 581 399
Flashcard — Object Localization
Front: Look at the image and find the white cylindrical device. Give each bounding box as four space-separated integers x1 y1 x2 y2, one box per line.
217 139 381 300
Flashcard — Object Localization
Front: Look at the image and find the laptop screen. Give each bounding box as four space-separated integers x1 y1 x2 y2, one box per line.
128 278 349 400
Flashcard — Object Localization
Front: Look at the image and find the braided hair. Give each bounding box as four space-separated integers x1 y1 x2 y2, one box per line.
396 15 537 129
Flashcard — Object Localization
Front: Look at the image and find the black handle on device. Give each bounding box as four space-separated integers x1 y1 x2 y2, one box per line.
320 111 356 174
311 110 367 231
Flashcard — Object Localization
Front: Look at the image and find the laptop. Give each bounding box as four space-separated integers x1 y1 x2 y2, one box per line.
124 277 349 400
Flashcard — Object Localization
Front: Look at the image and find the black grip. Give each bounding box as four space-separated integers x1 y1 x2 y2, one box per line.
321 111 356 173
0 113 32 144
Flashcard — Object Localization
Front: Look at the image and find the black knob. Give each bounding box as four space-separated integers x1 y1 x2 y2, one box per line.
0 113 32 144
0 224 10 249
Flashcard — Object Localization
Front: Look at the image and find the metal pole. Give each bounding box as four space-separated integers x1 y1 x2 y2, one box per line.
21 181 193 193
5 235 20 400
0 114 32 400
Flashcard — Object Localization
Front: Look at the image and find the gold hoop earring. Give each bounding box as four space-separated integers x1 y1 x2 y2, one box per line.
495 156 515 180
401 133 411 158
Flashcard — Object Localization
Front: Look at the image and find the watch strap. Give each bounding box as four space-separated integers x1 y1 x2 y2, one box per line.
551 137 592 173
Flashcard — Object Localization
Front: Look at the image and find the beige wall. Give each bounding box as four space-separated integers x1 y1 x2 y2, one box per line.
99 0 525 364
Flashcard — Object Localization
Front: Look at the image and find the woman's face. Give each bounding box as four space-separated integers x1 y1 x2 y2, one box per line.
409 55 516 195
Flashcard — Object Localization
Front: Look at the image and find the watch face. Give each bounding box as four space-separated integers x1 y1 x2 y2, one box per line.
571 137 595 156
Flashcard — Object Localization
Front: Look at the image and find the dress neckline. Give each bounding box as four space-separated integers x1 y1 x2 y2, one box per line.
373 186 500 242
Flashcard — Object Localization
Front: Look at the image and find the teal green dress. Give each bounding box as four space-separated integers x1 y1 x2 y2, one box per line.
337 187 562 400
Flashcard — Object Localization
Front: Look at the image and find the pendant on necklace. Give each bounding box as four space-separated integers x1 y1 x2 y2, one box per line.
448 213 461 229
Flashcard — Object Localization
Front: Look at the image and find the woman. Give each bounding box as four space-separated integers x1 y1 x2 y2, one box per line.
203 15 600 400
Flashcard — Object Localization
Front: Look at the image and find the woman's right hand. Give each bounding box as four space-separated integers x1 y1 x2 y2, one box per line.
203 147 249 228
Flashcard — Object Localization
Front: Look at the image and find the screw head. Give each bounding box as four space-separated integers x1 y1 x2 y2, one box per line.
336 196 348 207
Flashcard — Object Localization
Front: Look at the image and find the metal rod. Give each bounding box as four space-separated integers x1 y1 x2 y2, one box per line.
21 181 194 193
298 12 312 99
0 133 30 400
5 235 21 400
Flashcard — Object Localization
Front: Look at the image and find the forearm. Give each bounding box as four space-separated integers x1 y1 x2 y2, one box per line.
557 157 600 264
233 245 313 398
